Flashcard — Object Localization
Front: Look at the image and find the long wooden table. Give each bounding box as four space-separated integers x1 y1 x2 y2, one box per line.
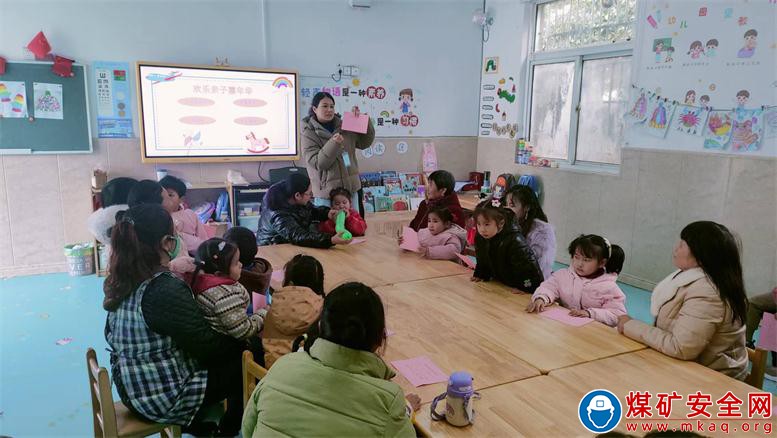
416 350 767 437
257 233 469 291
379 275 646 374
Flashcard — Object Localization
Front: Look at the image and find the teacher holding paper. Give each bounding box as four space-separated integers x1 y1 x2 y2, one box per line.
301 91 375 216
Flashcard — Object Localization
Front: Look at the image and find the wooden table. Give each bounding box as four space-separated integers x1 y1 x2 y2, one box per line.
377 285 540 404
380 275 646 373
457 192 481 211
417 350 766 437
257 233 469 291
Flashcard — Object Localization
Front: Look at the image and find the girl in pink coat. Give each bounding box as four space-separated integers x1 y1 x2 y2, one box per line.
526 234 627 327
417 207 467 261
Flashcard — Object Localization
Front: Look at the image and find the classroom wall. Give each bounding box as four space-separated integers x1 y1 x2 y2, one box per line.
0 0 482 276
476 0 777 295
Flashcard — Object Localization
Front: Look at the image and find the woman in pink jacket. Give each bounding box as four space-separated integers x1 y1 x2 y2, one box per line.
417 207 467 261
526 234 626 327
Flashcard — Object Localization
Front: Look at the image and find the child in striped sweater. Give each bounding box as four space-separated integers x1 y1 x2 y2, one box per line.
187 238 266 341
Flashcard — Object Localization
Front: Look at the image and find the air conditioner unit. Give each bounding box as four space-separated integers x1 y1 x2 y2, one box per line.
349 0 372 8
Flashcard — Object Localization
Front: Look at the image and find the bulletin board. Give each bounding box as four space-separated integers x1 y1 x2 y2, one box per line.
0 61 92 154
625 0 776 158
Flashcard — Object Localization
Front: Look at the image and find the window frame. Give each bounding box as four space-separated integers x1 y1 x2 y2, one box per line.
524 0 634 173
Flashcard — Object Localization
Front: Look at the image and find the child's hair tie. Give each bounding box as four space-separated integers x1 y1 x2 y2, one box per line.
602 237 612 258
490 198 501 208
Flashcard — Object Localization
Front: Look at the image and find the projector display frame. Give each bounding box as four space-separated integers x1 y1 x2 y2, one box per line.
136 61 300 163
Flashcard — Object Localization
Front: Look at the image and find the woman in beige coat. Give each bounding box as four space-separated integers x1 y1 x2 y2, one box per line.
617 221 748 380
301 92 375 216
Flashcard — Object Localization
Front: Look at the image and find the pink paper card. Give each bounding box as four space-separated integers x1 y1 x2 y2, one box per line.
350 237 367 245
386 328 395 336
341 112 369 134
539 307 593 327
271 270 284 283
757 314 777 352
399 227 420 252
456 253 476 269
391 356 448 387
252 292 267 313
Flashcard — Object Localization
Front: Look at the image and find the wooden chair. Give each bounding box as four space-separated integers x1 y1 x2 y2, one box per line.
745 347 768 389
242 350 269 408
86 348 181 438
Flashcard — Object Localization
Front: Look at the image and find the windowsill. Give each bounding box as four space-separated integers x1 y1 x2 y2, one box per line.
517 161 621 176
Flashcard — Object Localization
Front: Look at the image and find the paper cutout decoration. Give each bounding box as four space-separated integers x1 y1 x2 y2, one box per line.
396 141 409 154
422 142 438 172
361 146 374 158
33 82 63 120
763 107 777 139
538 307 593 327
372 141 386 156
399 227 421 252
52 56 74 78
0 81 28 118
626 90 649 124
385 328 396 337
730 109 763 152
27 31 52 60
0 57 6 75
390 356 448 387
55 337 74 346
672 104 709 136
703 110 734 150
342 111 369 134
644 97 676 138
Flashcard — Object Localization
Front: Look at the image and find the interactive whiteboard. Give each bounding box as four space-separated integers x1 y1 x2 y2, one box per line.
137 62 299 163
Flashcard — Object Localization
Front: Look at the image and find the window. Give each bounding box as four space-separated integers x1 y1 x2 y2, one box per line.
527 0 635 169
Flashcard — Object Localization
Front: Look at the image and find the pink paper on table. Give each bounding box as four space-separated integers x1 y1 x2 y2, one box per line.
349 237 367 245
385 328 395 336
252 292 268 313
539 307 593 327
399 227 420 252
271 270 284 283
757 314 777 352
456 253 476 269
341 112 369 134
391 356 448 387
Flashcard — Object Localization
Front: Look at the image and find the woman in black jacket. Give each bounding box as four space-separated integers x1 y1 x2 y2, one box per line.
471 200 544 292
256 173 351 248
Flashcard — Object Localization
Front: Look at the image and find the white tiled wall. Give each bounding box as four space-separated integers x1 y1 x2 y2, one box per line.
0 136 478 277
477 137 777 295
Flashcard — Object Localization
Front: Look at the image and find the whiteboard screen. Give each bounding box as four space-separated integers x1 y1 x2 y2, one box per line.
137 62 299 163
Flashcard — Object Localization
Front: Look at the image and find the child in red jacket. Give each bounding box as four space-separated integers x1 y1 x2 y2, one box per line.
318 187 367 236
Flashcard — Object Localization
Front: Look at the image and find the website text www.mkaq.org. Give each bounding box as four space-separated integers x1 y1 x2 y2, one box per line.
624 419 772 435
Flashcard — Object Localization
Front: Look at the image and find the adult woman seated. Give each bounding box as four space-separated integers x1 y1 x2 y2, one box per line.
103 204 244 435
617 221 748 380
256 173 350 248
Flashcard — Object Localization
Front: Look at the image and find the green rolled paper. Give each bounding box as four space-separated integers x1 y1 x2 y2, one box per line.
335 210 352 240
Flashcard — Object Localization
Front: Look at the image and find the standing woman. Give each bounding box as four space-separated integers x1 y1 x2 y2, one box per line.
301 92 375 216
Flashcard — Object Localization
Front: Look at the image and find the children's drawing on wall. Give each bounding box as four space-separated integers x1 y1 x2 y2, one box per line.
704 39 718 57
673 104 709 136
735 89 750 111
33 82 63 120
398 88 413 114
684 89 696 105
653 38 672 63
664 46 675 63
627 89 649 123
730 109 763 152
762 107 777 139
737 29 757 58
483 57 499 74
687 41 705 59
703 110 733 149
497 77 516 103
699 94 711 109
644 96 676 138
0 81 28 118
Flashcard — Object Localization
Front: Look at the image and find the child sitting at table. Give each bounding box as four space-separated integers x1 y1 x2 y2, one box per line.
160 175 209 254
526 234 626 327
224 226 273 297
242 282 420 437
262 254 325 368
188 238 266 341
409 170 465 231
471 200 543 292
417 206 467 260
318 187 367 237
